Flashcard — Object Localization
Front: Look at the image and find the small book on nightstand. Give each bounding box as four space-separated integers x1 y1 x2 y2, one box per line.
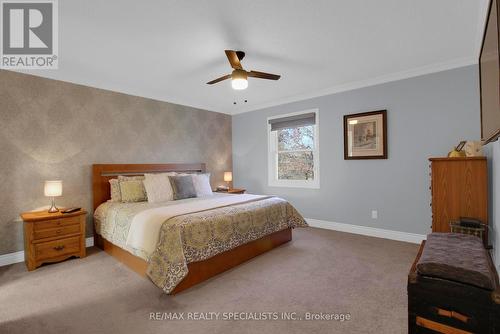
214 188 246 194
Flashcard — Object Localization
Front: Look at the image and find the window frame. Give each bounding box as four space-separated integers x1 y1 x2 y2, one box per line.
267 109 320 189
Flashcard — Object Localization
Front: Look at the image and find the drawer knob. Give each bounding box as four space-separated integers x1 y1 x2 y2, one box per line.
53 245 65 251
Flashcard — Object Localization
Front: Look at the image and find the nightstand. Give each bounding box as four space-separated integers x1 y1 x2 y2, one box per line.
20 209 87 271
215 188 246 194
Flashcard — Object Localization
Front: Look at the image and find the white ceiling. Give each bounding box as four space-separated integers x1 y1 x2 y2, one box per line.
22 0 489 114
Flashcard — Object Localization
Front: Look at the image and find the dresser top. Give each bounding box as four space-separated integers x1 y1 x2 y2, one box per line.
21 209 87 222
429 157 487 162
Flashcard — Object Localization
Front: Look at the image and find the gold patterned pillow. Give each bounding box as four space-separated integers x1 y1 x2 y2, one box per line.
119 180 147 202
109 179 121 202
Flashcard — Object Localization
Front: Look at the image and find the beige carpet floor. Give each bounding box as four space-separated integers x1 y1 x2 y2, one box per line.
0 227 418 334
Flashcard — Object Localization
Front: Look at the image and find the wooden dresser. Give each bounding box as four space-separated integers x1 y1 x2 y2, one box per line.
429 157 488 235
21 209 87 271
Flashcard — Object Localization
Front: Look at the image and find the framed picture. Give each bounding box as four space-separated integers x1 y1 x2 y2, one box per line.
344 110 387 159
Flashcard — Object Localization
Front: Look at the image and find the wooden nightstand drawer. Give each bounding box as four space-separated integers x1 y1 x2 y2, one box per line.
34 216 80 231
35 236 81 260
33 224 81 240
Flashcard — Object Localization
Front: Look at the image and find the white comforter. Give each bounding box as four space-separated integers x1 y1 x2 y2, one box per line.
127 194 267 256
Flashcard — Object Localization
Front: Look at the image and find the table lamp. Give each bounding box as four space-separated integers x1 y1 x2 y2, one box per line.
224 171 232 189
44 180 63 213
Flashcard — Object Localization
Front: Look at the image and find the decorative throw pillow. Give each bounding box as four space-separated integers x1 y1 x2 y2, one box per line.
109 179 121 202
169 175 197 200
110 175 145 202
191 173 213 197
143 172 177 203
119 180 147 202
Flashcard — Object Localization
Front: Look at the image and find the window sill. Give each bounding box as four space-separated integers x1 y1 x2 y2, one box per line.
268 180 320 189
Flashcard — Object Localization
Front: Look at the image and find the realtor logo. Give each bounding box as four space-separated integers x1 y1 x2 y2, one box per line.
1 0 58 69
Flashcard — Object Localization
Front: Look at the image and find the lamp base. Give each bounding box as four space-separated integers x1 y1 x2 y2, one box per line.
48 198 59 213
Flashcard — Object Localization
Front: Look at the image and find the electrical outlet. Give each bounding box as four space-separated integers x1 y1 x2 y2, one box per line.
371 210 378 219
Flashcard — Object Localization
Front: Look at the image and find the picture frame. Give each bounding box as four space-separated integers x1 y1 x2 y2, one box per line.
344 110 387 160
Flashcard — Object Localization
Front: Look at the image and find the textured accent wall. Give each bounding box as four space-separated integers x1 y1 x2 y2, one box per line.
0 70 232 255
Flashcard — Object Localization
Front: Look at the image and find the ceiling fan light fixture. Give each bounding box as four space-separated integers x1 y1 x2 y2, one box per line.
231 78 248 90
206 50 280 88
231 69 248 90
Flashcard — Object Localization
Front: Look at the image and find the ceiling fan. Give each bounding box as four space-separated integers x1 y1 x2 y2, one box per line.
207 50 281 90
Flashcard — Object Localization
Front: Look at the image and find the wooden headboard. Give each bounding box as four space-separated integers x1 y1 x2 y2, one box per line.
92 163 206 211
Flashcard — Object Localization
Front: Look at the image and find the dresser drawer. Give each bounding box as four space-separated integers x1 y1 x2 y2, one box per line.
34 236 81 260
34 216 81 231
33 224 81 240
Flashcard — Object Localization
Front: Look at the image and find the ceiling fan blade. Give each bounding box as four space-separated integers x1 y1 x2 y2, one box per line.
225 50 243 70
206 74 231 85
248 70 281 80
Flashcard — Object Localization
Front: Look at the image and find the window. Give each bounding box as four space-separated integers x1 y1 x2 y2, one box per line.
268 109 319 188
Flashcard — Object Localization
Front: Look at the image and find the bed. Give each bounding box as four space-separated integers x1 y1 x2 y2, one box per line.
92 163 307 294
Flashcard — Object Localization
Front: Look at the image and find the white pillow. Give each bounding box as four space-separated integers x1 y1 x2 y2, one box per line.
191 173 213 197
143 172 176 203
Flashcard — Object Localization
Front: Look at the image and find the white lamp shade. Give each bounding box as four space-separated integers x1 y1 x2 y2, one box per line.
44 180 63 197
223 172 233 182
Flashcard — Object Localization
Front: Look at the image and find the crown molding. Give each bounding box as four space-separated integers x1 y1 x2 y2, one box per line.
17 54 479 117
231 57 477 115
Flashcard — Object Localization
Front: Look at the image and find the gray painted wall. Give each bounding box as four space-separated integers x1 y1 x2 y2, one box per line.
232 65 481 236
0 70 232 255
484 140 500 269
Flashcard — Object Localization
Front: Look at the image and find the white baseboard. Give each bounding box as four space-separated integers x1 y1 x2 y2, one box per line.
0 237 95 267
0 251 25 267
306 218 426 244
0 223 425 267
85 237 94 248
